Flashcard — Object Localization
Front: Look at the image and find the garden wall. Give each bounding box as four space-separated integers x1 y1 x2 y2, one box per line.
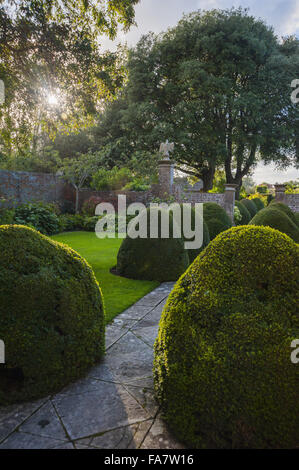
0 169 73 212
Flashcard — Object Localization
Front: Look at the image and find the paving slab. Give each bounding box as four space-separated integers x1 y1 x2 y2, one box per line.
0 398 48 443
0 431 69 449
140 414 186 450
0 282 181 449
18 401 67 441
53 381 150 441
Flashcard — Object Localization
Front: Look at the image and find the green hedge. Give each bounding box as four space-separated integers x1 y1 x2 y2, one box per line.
251 197 265 212
240 199 258 218
269 202 299 227
154 226 299 448
203 202 232 240
116 207 189 281
180 205 210 263
234 201 251 225
249 207 299 243
0 225 105 405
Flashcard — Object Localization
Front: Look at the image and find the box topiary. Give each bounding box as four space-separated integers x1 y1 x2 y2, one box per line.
203 202 232 240
154 226 299 449
234 201 251 225
180 205 210 264
268 202 299 227
116 207 189 281
240 199 258 218
251 197 265 212
249 207 299 242
0 225 105 405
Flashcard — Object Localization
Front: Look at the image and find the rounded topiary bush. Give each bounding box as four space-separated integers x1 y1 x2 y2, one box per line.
249 207 299 243
240 199 258 218
116 207 189 281
154 226 299 449
269 202 298 227
251 197 265 212
0 225 105 405
180 205 210 264
234 201 251 225
203 202 232 240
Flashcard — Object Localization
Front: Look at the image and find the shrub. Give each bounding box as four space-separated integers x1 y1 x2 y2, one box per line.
0 208 15 225
249 207 299 242
251 197 265 212
203 202 232 240
0 225 105 404
154 226 299 449
295 212 299 227
58 214 85 232
81 196 102 216
268 202 298 227
92 167 132 191
116 207 189 281
240 199 258 218
234 201 251 225
14 202 60 235
179 205 210 263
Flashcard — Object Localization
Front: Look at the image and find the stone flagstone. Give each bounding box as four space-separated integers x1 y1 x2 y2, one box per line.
0 282 183 449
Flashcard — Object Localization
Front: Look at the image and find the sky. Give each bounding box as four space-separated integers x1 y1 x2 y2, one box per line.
102 0 299 184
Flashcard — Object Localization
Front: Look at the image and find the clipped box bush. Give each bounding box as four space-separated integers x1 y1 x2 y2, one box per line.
0 225 105 405
203 202 232 240
154 226 299 449
234 201 251 225
249 207 299 243
180 205 210 263
240 199 258 218
269 202 299 227
116 207 189 281
251 197 265 212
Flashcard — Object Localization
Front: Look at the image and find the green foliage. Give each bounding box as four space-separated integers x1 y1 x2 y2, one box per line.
14 202 60 235
240 199 258 218
116 208 189 281
295 212 299 226
122 8 298 190
268 202 299 227
0 208 15 225
249 207 299 242
91 167 132 191
0 225 105 404
180 205 210 263
203 203 232 240
58 214 86 232
256 185 268 194
123 178 150 192
234 201 251 225
251 197 265 212
154 226 299 448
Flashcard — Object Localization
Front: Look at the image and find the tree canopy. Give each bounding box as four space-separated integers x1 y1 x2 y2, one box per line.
99 8 298 191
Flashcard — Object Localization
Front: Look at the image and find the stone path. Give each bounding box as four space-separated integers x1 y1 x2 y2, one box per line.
0 283 185 449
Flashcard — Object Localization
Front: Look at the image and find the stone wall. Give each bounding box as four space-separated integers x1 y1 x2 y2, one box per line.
274 185 299 213
0 169 73 211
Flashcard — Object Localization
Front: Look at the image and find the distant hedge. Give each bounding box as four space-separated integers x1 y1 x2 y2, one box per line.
249 207 299 243
0 225 105 405
269 202 299 227
116 207 189 281
203 202 232 240
235 201 251 225
154 226 299 448
251 197 265 212
240 199 257 218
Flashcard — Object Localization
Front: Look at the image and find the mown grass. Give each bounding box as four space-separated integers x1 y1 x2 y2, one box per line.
52 231 159 323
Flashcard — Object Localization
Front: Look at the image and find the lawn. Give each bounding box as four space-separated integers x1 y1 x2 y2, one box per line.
52 231 159 323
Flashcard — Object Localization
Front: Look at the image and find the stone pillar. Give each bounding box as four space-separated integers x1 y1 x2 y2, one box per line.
274 184 286 203
158 160 174 196
224 184 238 222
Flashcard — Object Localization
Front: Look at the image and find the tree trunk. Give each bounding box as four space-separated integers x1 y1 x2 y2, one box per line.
201 166 215 192
75 187 79 214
